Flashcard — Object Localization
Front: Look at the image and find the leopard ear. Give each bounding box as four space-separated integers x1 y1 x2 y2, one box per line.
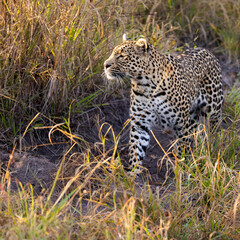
123 33 130 42
135 38 150 56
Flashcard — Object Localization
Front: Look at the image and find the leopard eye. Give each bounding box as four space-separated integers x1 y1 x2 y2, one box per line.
117 55 124 60
117 54 128 60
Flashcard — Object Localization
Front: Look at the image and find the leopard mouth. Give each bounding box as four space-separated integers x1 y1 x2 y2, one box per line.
105 68 126 80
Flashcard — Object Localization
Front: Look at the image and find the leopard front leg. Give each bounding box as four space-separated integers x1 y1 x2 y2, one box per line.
129 123 151 174
173 116 193 157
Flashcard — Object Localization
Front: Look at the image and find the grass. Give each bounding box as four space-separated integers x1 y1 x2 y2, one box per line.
0 0 240 239
1 0 239 140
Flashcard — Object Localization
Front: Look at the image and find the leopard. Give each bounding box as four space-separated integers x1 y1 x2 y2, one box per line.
104 36 223 174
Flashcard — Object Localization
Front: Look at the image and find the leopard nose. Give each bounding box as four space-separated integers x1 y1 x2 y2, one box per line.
104 61 111 69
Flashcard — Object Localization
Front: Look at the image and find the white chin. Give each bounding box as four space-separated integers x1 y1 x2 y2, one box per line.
105 70 117 80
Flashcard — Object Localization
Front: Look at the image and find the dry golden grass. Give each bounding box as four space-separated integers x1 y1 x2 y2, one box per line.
1 0 239 133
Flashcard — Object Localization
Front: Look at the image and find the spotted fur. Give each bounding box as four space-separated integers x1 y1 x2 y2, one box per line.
104 38 223 174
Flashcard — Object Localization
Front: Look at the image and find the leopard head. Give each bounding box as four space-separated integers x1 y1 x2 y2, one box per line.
104 37 151 81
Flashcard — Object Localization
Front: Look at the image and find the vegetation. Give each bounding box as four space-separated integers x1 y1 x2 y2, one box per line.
0 0 239 239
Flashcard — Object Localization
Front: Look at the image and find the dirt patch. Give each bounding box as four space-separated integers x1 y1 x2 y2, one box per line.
0 151 56 194
0 91 176 195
